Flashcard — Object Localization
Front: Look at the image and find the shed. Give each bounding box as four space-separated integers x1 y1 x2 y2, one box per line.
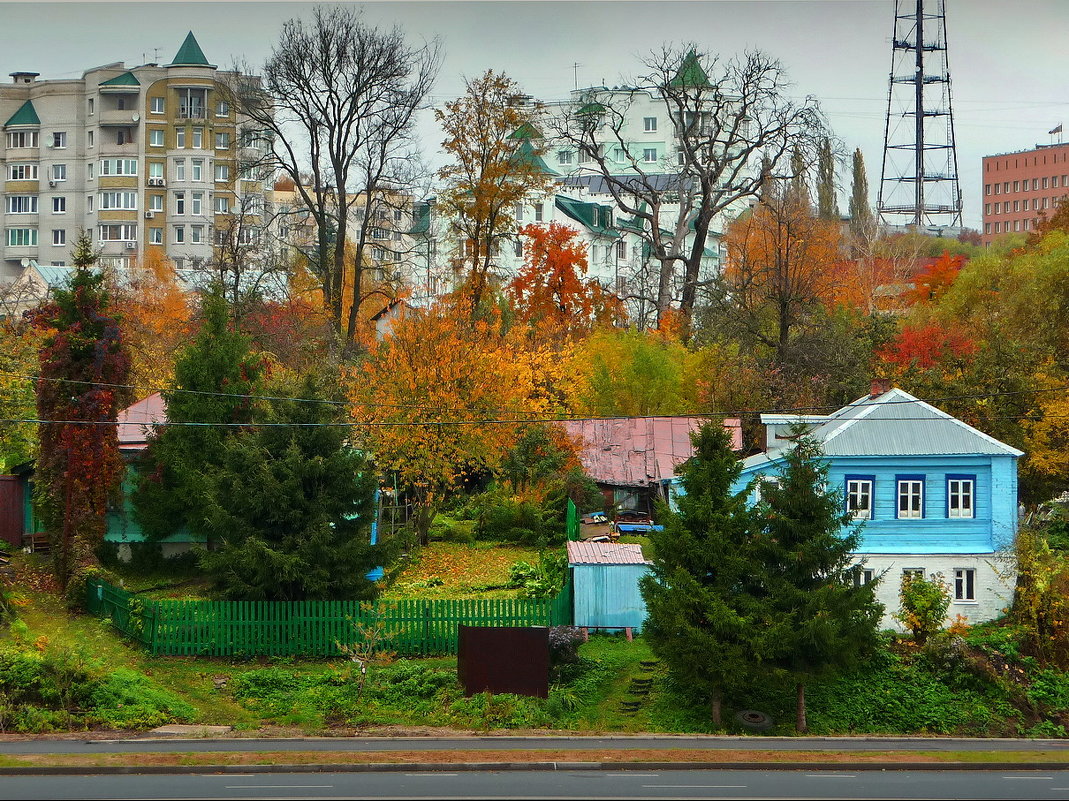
567 541 652 631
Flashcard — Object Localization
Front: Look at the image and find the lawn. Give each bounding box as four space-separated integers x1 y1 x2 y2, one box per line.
381 542 544 599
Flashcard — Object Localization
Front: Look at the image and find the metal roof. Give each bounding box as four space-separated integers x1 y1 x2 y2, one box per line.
563 416 743 487
116 393 166 450
567 540 651 565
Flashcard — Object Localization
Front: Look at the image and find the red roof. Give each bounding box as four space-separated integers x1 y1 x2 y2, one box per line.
567 540 651 565
562 416 742 488
116 393 167 450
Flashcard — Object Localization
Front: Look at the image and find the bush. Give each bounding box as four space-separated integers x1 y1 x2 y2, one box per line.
895 572 950 644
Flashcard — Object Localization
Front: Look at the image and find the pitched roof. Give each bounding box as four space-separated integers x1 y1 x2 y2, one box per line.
409 201 431 235
669 50 711 89
511 139 556 175
100 71 140 87
4 100 40 128
117 393 167 450
554 195 617 237
563 416 743 487
749 388 1023 465
169 31 213 67
508 122 541 140
567 541 650 566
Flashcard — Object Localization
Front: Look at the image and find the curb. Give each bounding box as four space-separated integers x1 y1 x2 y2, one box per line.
2 761 1069 776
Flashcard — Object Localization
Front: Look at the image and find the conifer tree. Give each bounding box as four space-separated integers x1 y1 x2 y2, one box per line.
848 148 875 238
753 434 883 732
640 422 757 724
816 137 839 221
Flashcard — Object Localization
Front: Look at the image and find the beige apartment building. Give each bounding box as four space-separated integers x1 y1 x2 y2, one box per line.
0 32 267 284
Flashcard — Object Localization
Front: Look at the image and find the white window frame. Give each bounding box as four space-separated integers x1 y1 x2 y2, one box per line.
954 568 976 602
52 196 66 214
174 159 186 181
51 164 67 182
175 128 186 149
852 567 875 588
149 227 163 244
149 129 165 147
947 477 975 519
149 194 164 212
151 97 165 114
52 131 67 149
214 163 230 182
192 128 203 149
5 195 38 214
643 148 657 163
847 478 874 520
52 229 65 246
897 478 924 519
97 223 137 241
643 116 657 132
6 130 39 149
173 225 185 244
192 159 203 181
5 228 37 247
7 164 38 181
215 131 230 150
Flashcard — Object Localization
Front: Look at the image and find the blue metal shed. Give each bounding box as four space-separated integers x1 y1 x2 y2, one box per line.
567 541 652 631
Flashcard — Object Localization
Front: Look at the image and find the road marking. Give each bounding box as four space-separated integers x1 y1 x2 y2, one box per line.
1003 776 1054 779
606 773 660 777
806 774 856 778
224 785 334 789
405 773 458 777
642 785 746 789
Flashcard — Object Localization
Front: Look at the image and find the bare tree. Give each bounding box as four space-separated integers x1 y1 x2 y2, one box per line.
550 46 826 327
229 7 440 344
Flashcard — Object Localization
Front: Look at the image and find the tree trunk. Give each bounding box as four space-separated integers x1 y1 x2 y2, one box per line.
711 689 722 726
655 257 674 327
795 682 807 733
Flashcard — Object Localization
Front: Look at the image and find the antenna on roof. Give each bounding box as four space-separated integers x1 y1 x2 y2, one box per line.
153 48 160 63
572 62 581 91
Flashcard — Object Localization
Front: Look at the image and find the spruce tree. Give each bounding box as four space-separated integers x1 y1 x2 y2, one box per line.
640 422 758 724
198 375 382 601
753 435 883 732
848 148 875 238
816 138 839 221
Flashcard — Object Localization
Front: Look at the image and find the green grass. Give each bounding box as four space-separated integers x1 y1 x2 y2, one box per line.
382 542 543 600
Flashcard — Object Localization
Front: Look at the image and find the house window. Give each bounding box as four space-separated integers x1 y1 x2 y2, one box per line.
616 240 627 260
534 203 543 222
175 193 185 215
192 128 203 149
7 164 38 180
754 476 780 504
214 163 230 182
150 97 164 114
852 567 875 588
514 239 523 257
5 228 37 246
215 131 230 150
215 100 230 117
643 116 657 132
150 129 164 147
173 225 184 244
52 132 67 149
51 164 67 182
52 229 65 246
5 196 38 214
643 148 657 162
846 476 874 520
149 227 163 244
896 475 924 519
149 194 163 212
902 568 925 585
514 203 523 222
558 150 572 165
192 159 203 181
947 475 975 519
6 130 39 148
176 128 186 149
52 196 66 214
954 568 976 601
174 159 185 181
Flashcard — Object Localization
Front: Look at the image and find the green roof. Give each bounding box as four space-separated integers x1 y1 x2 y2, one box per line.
554 196 618 238
409 201 431 235
100 71 140 87
577 102 606 116
511 140 557 176
669 50 711 89
508 122 541 140
4 100 39 128
169 31 213 67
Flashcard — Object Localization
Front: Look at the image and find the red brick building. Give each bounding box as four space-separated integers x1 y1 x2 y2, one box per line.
982 142 1069 246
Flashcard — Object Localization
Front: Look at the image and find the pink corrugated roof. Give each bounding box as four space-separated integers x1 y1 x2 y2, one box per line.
562 416 742 488
116 393 167 450
567 540 651 565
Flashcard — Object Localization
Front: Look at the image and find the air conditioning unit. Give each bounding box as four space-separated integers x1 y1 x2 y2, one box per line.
48 180 56 188
124 241 137 250
144 211 155 219
148 177 165 187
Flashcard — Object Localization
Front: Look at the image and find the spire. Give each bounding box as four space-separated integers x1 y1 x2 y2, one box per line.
669 50 710 89
169 31 214 68
4 100 40 128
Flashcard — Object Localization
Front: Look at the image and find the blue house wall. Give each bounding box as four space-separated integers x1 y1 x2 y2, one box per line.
572 564 651 630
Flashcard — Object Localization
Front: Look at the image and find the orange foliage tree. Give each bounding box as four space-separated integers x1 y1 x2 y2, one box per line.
877 322 977 371
906 251 966 306
506 222 622 338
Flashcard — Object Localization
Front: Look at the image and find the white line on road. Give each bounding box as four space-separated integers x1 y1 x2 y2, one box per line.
605 773 660 777
224 785 334 789
405 773 458 777
1003 776 1055 779
642 785 747 789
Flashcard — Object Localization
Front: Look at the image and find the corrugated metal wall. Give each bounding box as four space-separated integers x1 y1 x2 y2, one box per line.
572 564 650 630
0 476 23 547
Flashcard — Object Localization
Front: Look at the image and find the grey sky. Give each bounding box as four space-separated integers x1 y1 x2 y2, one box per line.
3 0 1066 229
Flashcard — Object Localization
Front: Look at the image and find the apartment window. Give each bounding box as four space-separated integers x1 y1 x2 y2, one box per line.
98 223 136 241
87 162 95 180
213 195 229 213
50 261 65 266
238 227 258 246
897 475 924 519
534 202 543 222
6 130 39 148
1043 176 1050 189
175 193 185 215
984 184 991 196
1044 197 1050 209
192 128 203 149
846 476 875 520
214 163 229 182
852 567 875 588
215 100 229 117
149 129 164 147
1003 182 1010 192
51 131 66 149
52 196 66 214
87 130 94 148
191 192 203 215
1033 178 1040 190
215 131 230 150
175 128 186 149
149 162 164 179
984 203 991 215
514 203 523 222
947 475 975 519
6 195 37 214
616 240 627 260
174 159 186 181
1003 201 1010 213
7 164 38 180
558 150 572 165
5 228 37 246
116 97 127 111
643 116 658 132
1013 200 1020 212
1014 220 1020 232
178 88 207 118
192 159 203 181
173 225 185 243
954 568 976 601
88 98 95 115
191 225 203 244
1023 199 1030 211
52 229 65 246
613 147 627 162
149 194 163 212
100 159 137 176
984 222 991 234
371 227 389 240
99 191 137 210
994 222 1000 233
87 195 94 212
643 148 657 163
994 184 1000 195
1013 180 1020 192
146 227 161 244
514 240 523 257
51 164 67 182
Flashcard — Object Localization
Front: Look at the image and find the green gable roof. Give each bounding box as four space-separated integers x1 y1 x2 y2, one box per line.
669 50 711 89
4 100 40 128
508 122 542 140
409 201 431 235
169 31 213 67
511 140 557 176
100 71 140 87
577 101 606 116
554 195 618 238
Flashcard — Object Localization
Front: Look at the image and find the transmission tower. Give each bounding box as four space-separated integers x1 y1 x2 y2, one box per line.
877 0 963 230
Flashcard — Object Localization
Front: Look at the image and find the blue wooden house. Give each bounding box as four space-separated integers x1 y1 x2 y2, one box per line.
567 540 652 633
732 383 1022 627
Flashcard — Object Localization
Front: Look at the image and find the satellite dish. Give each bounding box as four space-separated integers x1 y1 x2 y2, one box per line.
20 258 30 268
132 113 140 122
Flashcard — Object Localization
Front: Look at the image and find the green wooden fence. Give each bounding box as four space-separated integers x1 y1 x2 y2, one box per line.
86 579 573 657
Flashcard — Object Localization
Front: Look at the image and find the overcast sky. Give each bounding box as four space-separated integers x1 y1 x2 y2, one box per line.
3 0 1066 229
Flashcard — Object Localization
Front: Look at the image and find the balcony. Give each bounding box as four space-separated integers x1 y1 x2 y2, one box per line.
99 109 142 127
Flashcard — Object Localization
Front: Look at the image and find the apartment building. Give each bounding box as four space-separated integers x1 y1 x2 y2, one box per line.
0 32 267 283
981 142 1069 245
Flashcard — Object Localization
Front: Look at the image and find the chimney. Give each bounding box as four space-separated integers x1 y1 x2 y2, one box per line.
870 378 892 398
10 72 40 85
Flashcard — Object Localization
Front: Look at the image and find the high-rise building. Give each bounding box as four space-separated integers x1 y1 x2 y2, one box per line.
0 32 267 283
980 142 1069 246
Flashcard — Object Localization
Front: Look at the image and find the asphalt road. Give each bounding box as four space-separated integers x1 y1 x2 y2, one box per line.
2 735 1068 755
7 768 1069 799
